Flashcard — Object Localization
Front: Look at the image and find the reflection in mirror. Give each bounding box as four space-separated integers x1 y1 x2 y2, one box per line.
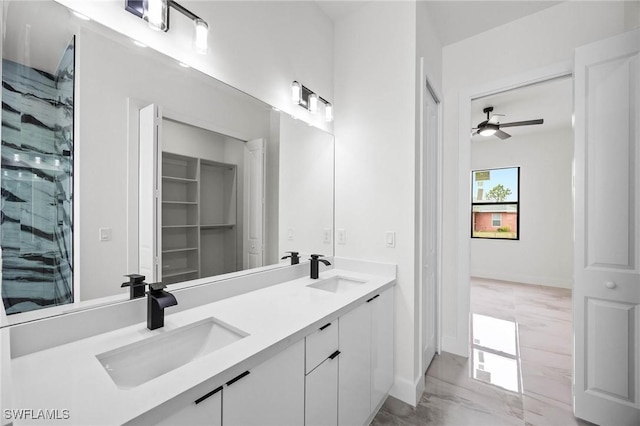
0 0 334 325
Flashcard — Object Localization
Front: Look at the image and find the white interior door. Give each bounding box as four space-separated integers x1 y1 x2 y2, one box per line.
573 29 640 425
139 104 161 282
243 138 265 269
422 82 439 373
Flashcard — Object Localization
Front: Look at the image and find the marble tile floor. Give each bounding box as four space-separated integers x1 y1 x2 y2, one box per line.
371 278 594 426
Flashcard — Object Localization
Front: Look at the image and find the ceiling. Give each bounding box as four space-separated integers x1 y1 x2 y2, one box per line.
315 1 563 46
470 76 573 140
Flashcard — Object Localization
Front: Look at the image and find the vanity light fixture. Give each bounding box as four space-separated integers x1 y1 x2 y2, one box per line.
125 0 209 54
290 81 333 122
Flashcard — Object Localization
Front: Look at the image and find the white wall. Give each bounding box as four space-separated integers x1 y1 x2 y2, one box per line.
55 0 334 131
470 126 574 288
279 115 334 257
441 1 634 355
334 0 441 406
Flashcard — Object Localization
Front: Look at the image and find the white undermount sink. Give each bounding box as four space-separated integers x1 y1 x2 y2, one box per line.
96 317 248 389
307 276 366 294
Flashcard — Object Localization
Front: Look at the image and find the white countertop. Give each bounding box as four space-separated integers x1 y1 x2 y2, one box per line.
10 268 395 425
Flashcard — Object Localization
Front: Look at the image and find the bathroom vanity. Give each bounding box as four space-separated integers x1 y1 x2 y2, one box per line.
8 259 396 425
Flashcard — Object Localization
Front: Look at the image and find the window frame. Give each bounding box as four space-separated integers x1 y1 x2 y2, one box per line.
471 166 520 241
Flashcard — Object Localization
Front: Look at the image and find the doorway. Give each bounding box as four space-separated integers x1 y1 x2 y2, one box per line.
467 77 575 406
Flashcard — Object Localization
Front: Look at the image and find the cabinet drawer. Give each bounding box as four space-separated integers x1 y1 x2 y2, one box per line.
306 320 338 374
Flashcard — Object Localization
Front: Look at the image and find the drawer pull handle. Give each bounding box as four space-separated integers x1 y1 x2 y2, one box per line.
226 370 250 387
366 294 380 303
195 386 223 405
319 322 332 331
329 350 341 360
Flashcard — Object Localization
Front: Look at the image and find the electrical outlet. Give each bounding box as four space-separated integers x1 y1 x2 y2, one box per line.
287 228 294 241
337 229 346 245
323 228 332 244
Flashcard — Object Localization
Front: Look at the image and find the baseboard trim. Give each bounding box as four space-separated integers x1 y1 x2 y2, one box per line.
471 271 572 289
389 374 425 407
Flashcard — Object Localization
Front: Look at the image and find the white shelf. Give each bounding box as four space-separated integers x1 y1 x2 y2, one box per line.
162 267 199 278
160 151 239 283
201 224 236 230
163 201 198 205
162 247 198 254
162 176 197 183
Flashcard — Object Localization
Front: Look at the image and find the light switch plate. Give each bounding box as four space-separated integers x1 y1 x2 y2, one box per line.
99 227 112 242
385 231 395 248
337 229 346 245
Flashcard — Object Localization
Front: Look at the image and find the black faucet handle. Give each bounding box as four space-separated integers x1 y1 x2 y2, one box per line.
121 274 147 287
148 281 167 292
282 251 301 265
122 274 147 299
309 254 325 260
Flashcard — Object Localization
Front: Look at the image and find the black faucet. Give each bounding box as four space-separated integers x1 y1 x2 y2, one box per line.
121 274 147 299
146 282 178 330
309 254 331 279
281 251 301 265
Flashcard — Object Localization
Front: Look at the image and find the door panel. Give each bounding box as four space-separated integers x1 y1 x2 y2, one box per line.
243 139 265 269
139 104 161 282
422 82 438 373
574 29 640 425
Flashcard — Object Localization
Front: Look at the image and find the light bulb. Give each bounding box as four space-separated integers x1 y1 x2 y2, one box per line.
291 81 302 104
194 19 208 54
479 128 497 136
324 102 333 122
308 93 318 113
145 0 167 31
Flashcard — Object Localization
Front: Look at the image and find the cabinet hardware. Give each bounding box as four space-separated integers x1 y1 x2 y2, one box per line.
366 294 380 303
329 350 341 360
194 386 223 405
319 322 332 331
226 370 250 386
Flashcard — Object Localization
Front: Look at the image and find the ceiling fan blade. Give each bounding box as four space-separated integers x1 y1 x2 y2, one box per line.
500 119 544 128
495 129 511 140
488 114 505 124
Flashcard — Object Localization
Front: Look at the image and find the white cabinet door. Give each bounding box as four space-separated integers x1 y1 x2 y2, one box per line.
223 339 305 426
154 388 222 426
306 356 339 426
338 301 371 426
371 289 394 410
573 29 640 425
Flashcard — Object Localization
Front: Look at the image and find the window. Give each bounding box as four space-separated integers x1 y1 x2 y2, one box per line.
491 213 501 227
471 167 519 240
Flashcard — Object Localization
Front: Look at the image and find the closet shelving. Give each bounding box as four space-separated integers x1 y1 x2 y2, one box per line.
160 152 238 284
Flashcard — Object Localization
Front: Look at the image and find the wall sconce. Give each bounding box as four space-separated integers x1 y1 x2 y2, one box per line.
125 0 209 53
291 81 333 122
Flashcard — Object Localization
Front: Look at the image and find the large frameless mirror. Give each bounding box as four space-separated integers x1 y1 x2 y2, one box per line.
0 0 334 326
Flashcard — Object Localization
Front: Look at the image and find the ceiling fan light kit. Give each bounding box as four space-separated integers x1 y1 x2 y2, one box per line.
473 106 544 139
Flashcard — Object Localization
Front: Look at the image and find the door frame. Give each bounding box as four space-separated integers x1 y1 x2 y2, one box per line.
453 61 573 357
417 58 444 376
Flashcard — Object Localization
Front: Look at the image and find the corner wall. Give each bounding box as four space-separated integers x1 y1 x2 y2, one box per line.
441 1 633 356
334 0 442 406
